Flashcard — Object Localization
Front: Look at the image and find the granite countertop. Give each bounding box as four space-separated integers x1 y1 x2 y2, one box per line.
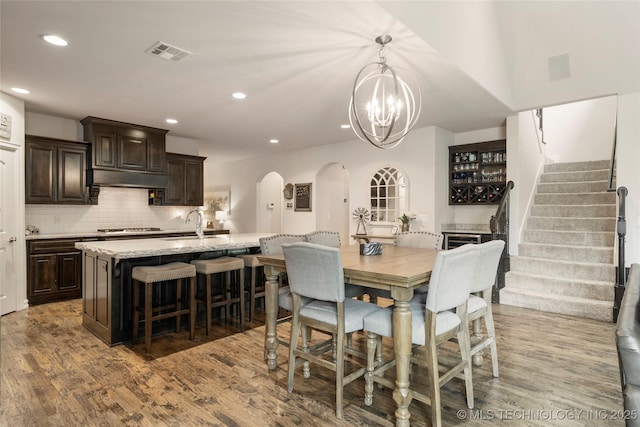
26 228 225 240
75 233 272 261
440 223 492 235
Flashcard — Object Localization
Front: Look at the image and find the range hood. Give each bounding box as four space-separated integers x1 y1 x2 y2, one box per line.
87 168 169 188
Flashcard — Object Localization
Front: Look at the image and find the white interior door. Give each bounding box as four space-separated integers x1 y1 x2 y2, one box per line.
0 146 19 315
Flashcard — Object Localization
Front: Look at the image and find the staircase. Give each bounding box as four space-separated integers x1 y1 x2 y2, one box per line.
501 160 616 322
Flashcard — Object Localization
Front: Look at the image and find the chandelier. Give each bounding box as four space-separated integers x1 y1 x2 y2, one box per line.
349 35 421 149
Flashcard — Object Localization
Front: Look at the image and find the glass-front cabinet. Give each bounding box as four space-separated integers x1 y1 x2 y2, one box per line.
449 139 507 205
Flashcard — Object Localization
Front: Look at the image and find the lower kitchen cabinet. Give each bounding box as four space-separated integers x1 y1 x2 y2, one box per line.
27 239 86 305
82 252 112 344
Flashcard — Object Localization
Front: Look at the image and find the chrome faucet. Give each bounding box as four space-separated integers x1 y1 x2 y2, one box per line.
185 209 204 239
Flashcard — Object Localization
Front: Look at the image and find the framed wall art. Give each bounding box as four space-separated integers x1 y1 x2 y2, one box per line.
294 183 312 212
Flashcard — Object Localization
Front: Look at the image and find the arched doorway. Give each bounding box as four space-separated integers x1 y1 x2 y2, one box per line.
256 171 284 233
316 163 350 244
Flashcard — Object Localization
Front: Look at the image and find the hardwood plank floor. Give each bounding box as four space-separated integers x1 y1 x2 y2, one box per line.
0 299 624 426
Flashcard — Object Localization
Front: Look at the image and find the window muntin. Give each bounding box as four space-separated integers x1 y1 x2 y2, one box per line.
369 166 407 223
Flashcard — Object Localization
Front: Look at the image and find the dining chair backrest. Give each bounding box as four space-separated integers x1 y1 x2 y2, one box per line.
394 231 443 250
259 234 305 255
304 230 341 248
425 244 480 313
470 240 505 294
282 242 345 303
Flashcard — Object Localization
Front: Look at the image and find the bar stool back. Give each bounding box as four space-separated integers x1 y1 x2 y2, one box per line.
132 262 197 353
191 256 245 334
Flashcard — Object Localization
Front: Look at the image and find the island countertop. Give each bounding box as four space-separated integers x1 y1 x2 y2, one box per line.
75 233 272 261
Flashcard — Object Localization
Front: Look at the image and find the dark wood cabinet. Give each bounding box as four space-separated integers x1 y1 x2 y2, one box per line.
25 135 90 204
151 153 206 206
27 239 85 305
81 117 169 188
449 139 507 205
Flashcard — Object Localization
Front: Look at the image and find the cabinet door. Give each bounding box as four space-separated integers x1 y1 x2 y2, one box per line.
57 252 82 293
165 158 186 205
147 134 167 173
57 146 87 203
184 159 204 206
28 254 57 298
83 253 96 319
93 129 117 168
118 134 147 170
25 142 56 203
95 256 110 328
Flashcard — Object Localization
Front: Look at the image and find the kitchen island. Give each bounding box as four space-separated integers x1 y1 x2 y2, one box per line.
76 233 271 346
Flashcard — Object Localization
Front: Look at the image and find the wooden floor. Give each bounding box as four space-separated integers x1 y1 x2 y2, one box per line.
0 299 624 426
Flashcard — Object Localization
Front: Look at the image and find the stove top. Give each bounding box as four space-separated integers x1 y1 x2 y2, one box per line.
97 227 162 233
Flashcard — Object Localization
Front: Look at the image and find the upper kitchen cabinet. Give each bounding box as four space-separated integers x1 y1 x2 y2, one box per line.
25 135 90 204
81 117 169 188
151 153 206 206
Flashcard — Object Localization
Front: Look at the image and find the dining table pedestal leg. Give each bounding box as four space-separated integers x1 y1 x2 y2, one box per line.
264 266 279 371
391 291 414 427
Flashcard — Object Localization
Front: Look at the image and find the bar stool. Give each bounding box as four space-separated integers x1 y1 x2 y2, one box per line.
191 257 245 334
237 254 265 321
132 262 197 353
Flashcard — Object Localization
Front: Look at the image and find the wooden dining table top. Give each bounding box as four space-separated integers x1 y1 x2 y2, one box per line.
258 244 437 291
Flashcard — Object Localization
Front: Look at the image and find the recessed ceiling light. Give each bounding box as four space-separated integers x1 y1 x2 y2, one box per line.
340 124 351 129
165 118 178 124
269 139 279 144
232 92 247 100
11 87 30 94
41 34 68 47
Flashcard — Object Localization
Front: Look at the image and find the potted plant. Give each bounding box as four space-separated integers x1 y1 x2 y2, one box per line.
399 214 411 232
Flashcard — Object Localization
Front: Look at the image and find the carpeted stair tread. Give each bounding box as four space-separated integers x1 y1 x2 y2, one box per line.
500 287 613 322
518 242 613 263
505 271 614 300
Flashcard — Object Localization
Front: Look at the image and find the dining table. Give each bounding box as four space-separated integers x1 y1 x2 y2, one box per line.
258 243 438 427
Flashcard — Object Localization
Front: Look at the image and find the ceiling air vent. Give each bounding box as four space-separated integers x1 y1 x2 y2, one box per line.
145 41 193 63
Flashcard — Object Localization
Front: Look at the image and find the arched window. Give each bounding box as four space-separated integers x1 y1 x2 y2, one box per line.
369 166 408 223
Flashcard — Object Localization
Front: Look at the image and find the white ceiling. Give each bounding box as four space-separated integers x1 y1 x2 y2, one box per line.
2 1 639 163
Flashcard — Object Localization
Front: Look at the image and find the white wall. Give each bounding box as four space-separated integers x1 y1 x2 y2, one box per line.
205 126 448 238
617 92 640 266
543 95 617 163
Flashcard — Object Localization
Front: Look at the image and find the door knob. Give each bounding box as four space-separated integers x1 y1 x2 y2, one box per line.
8 237 16 243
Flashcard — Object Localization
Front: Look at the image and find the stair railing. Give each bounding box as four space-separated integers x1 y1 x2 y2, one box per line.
490 180 515 303
607 108 618 192
614 186 628 322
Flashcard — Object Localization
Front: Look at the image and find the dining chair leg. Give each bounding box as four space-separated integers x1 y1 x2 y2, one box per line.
425 336 442 427
335 328 345 419
302 325 310 379
484 307 499 377
287 314 302 393
459 315 475 409
364 331 377 406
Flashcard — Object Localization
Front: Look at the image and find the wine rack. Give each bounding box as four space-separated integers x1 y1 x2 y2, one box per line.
449 139 507 205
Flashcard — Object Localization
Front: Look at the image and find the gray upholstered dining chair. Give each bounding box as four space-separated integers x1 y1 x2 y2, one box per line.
282 242 381 419
305 230 366 299
367 230 444 302
362 243 479 427
259 234 307 357
468 239 505 378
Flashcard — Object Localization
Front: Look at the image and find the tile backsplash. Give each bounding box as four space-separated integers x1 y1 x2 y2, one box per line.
25 187 204 234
